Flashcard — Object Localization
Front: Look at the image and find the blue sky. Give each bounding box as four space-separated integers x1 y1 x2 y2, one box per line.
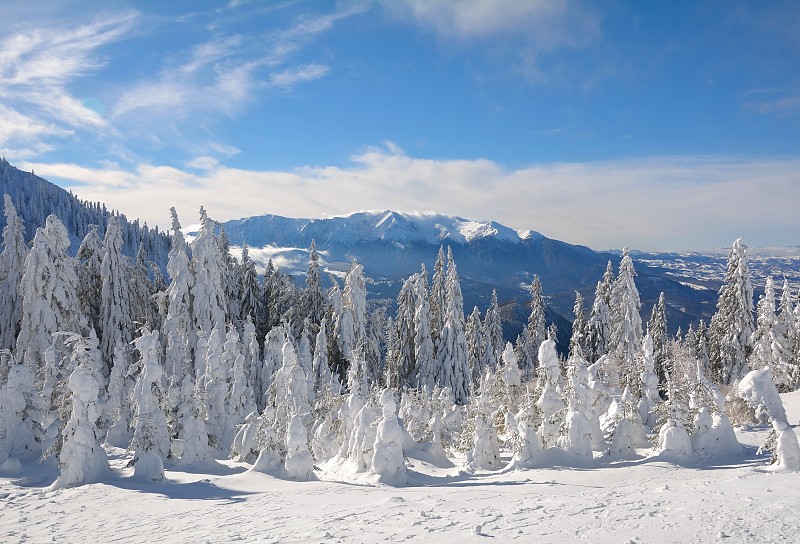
1 0 799 251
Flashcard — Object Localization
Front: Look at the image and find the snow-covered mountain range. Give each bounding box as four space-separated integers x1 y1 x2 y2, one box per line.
5 158 798 341
220 210 720 339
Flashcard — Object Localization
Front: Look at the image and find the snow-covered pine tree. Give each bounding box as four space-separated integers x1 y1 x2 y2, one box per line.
466 306 485 388
371 389 406 485
569 291 589 361
301 240 326 328
190 207 229 338
133 245 158 327
16 215 86 371
648 292 668 389
238 243 263 329
54 351 109 488
0 195 28 351
75 225 103 335
527 275 547 367
536 338 564 448
750 276 793 390
429 245 447 350
413 272 437 392
217 227 241 330
586 262 614 365
100 216 134 378
483 290 504 370
708 238 755 385
435 249 470 404
392 274 417 387
163 208 194 383
224 327 256 431
608 249 643 393
0 352 47 461
201 324 235 455
343 260 367 355
365 307 386 386
130 328 170 480
638 334 661 429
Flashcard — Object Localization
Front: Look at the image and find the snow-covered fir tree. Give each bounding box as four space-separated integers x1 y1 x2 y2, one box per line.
130 328 170 480
435 249 470 404
75 225 103 335
608 248 643 392
54 350 109 488
569 291 589 361
709 238 755 385
413 272 437 392
647 292 668 388
0 195 28 351
586 261 614 364
100 216 135 377
190 207 229 339
527 275 546 367
750 276 792 390
429 245 447 349
301 240 326 328
483 289 504 369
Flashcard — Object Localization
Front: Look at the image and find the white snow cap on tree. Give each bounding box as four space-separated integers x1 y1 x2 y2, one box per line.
284 413 316 480
55 356 109 488
131 329 170 480
0 195 28 351
16 214 86 370
737 368 800 471
371 389 407 485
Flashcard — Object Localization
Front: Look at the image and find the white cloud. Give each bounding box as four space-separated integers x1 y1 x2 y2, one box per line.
23 148 800 252
393 0 599 49
387 0 602 85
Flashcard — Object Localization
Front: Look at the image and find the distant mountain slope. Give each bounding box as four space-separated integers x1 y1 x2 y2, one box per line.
222 210 720 339
0 158 169 268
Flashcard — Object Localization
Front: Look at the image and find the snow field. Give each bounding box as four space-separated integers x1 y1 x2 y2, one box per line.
2 391 799 544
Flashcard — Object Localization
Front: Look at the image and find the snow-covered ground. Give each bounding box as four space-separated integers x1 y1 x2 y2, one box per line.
3 392 800 544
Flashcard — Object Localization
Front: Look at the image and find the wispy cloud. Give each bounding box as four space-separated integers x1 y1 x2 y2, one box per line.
386 0 602 85
0 11 138 130
24 148 800 252
743 88 800 117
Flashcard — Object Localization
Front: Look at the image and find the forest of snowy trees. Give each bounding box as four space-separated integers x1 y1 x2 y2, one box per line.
1 194 799 488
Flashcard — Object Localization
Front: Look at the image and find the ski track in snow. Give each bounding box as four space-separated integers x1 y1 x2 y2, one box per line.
3 393 800 543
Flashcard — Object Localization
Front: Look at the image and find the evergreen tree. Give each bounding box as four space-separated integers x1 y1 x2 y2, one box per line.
239 243 263 328
394 274 417 386
466 306 485 387
483 290 504 370
201 324 234 454
343 260 367 355
365 307 386 386
413 273 436 392
74 225 103 335
429 246 447 349
435 249 470 404
16 215 86 371
608 249 643 392
129 244 156 328
708 238 755 385
0 195 27 351
527 275 546 366
190 207 228 338
130 328 170 480
586 271 613 365
750 276 792 390
648 292 668 388
301 240 326 327
100 216 134 378
569 291 589 360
